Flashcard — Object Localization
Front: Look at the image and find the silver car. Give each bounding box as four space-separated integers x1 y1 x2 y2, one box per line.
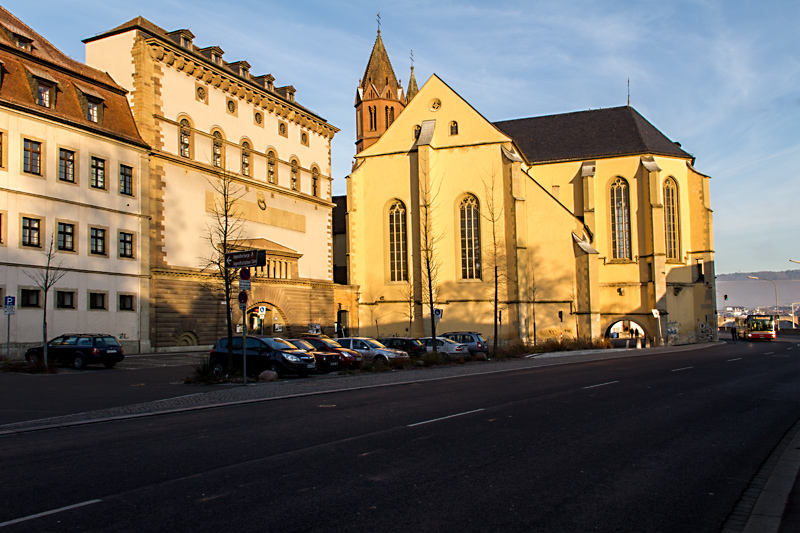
337 337 410 365
420 337 470 358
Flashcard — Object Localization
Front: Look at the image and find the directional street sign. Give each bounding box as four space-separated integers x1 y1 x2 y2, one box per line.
224 250 266 269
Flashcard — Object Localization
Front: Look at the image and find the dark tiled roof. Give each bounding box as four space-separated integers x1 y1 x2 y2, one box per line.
332 195 347 234
0 8 148 148
361 31 398 95
493 106 691 164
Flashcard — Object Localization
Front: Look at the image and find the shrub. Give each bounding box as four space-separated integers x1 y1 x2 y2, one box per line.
0 356 58 374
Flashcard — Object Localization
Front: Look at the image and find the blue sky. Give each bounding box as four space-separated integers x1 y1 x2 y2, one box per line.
7 0 798 274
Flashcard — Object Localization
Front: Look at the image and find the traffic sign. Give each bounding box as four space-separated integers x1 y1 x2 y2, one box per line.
433 308 443 322
238 291 248 305
4 296 15 316
224 249 266 269
258 306 267 316
239 279 251 291
240 267 251 281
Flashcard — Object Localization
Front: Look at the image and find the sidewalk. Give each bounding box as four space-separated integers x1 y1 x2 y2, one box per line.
2 341 798 532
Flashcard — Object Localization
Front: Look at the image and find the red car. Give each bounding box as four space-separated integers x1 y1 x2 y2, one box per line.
287 339 342 373
299 337 363 369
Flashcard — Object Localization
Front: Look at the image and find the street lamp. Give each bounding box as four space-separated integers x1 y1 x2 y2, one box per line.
748 276 779 316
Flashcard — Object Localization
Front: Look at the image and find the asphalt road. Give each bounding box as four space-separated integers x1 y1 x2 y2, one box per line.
1 341 798 532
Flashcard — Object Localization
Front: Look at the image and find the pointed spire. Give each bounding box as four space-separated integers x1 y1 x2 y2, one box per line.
360 30 398 95
406 65 419 104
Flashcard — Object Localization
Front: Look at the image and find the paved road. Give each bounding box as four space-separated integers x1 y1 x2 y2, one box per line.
1 341 797 532
0 352 206 425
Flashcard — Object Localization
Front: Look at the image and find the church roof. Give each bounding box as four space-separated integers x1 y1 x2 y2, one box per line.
493 106 692 164
406 66 419 103
360 30 398 94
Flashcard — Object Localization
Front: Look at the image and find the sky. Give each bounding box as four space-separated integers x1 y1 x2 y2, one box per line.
6 0 799 275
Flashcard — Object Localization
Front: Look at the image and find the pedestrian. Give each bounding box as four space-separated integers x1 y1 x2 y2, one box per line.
731 326 737 342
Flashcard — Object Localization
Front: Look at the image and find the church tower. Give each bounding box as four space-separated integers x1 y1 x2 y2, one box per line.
355 30 405 153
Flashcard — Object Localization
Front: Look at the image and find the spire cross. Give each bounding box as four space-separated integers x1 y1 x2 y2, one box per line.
377 12 381 31
410 49 414 68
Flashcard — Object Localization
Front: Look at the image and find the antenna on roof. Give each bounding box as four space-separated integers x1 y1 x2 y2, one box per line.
627 78 630 107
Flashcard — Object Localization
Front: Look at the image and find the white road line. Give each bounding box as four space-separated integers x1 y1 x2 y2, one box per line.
671 367 694 372
765 352 774 355
727 358 742 362
408 408 485 427
582 381 619 389
0 500 101 528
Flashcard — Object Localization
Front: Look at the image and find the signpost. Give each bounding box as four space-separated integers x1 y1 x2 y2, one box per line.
224 250 265 386
4 296 14 360
652 309 662 346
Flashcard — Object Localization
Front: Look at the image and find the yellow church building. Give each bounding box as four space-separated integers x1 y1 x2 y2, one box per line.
345 31 717 346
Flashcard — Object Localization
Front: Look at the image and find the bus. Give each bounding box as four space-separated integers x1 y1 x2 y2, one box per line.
735 315 777 341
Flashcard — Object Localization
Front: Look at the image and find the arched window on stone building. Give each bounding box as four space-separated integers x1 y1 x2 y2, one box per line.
610 177 631 260
664 178 679 260
388 200 408 282
460 194 481 279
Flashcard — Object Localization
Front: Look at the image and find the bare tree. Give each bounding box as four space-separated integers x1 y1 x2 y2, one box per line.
418 154 443 353
482 168 506 355
199 169 247 371
397 278 414 335
24 232 69 367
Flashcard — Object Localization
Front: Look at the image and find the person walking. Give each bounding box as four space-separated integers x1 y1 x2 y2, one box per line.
731 326 737 342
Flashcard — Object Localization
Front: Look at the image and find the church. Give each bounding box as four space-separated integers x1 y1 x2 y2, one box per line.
343 31 717 346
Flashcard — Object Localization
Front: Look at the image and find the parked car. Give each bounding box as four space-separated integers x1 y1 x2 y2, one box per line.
25 333 124 369
420 337 470 359
337 337 411 366
299 336 363 369
378 337 427 358
287 338 342 373
440 332 488 355
209 336 315 377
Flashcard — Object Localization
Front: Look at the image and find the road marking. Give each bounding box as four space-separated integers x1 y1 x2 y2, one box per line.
671 367 694 372
764 352 774 355
727 358 742 362
0 500 101 528
408 408 485 427
582 381 619 389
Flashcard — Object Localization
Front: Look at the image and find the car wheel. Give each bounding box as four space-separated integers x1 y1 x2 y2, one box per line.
73 355 85 370
270 362 282 377
210 359 226 378
104 362 116 369
374 355 388 366
27 353 40 365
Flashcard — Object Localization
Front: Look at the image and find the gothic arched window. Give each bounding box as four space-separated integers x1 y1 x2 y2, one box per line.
311 167 319 197
460 195 481 279
664 178 679 260
388 200 408 282
610 178 631 260
450 121 458 135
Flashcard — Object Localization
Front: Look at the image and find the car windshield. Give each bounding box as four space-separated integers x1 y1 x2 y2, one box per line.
364 339 385 349
290 339 313 350
264 337 297 350
408 339 423 346
320 339 343 349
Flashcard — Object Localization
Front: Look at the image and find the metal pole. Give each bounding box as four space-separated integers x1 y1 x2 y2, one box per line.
6 314 10 360
242 311 247 386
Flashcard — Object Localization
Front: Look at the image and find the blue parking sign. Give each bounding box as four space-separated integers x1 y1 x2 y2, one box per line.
4 296 15 315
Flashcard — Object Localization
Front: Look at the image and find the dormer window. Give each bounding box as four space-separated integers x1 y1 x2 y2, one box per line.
16 35 32 52
181 36 192 48
212 53 221 65
167 29 194 50
87 100 99 122
37 82 52 107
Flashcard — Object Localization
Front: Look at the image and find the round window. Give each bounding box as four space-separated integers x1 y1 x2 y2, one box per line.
429 98 442 111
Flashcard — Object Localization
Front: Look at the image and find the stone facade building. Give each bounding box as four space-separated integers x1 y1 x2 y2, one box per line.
84 18 357 349
0 7 151 355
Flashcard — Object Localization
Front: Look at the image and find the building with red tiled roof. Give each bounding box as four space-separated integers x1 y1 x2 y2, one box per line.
0 7 151 356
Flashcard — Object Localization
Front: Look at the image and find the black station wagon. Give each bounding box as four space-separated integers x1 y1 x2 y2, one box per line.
25 334 125 369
